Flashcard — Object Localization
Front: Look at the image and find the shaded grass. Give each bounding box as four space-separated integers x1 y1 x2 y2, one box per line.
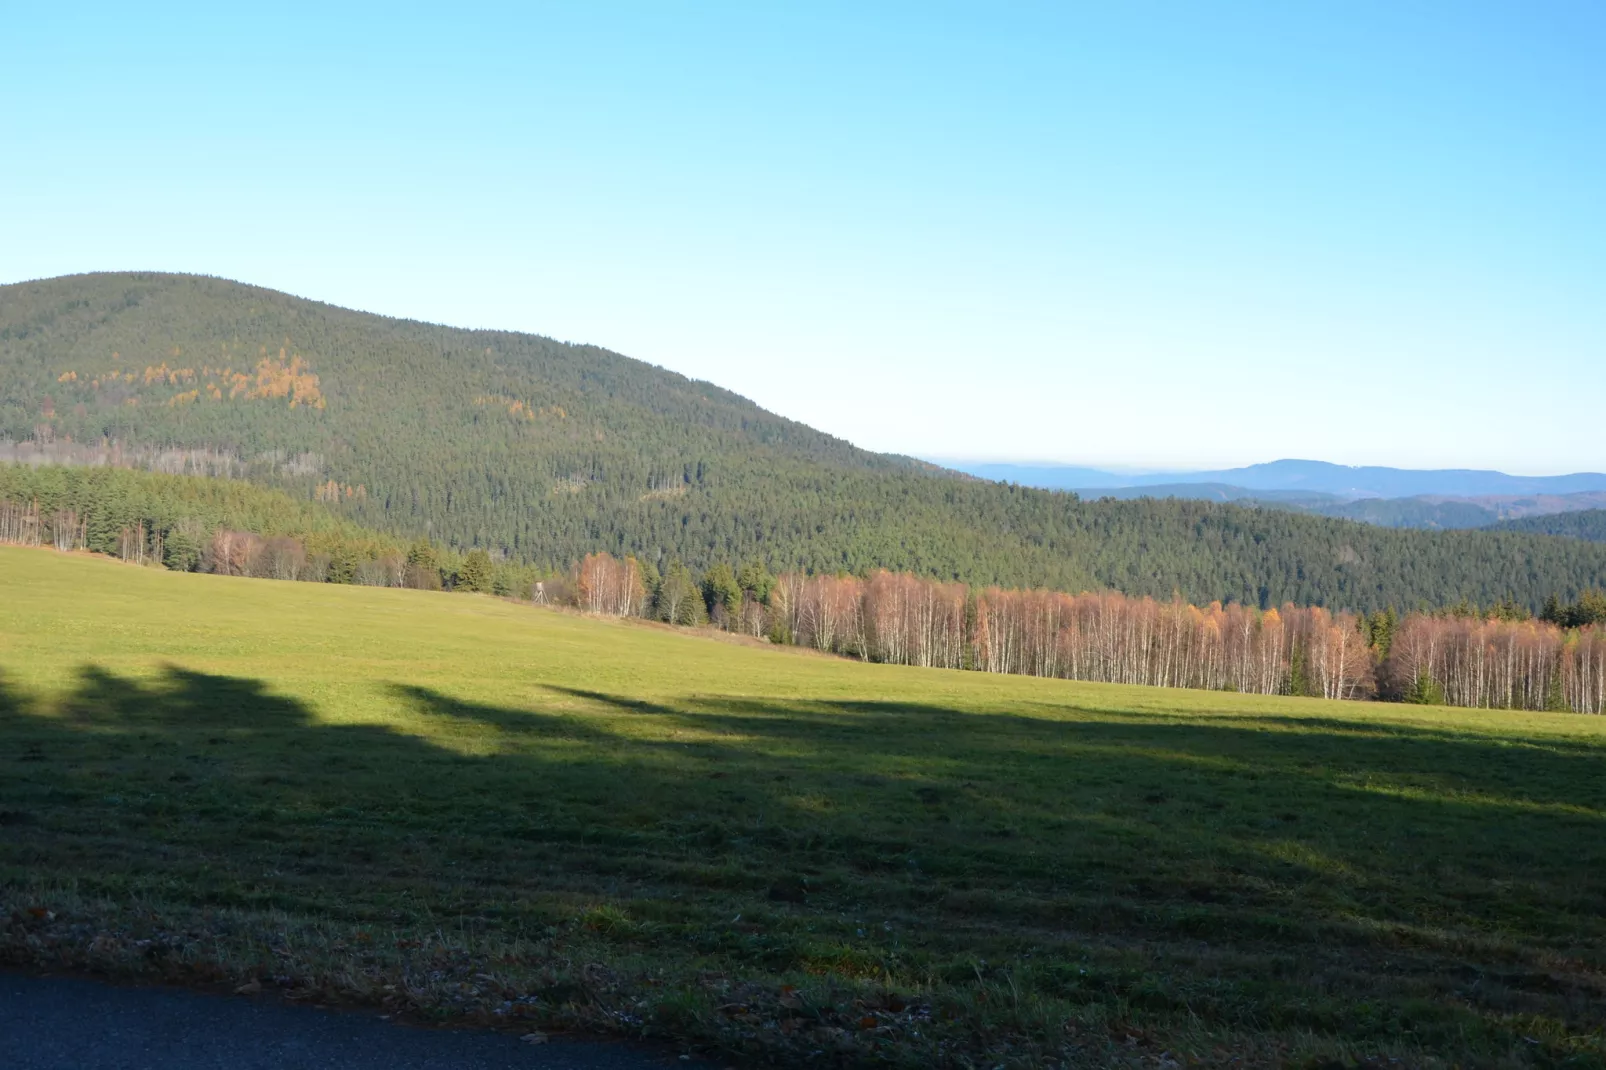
2 546 1604 1067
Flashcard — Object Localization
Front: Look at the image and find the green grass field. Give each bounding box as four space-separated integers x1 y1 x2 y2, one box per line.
3 546 1604 1068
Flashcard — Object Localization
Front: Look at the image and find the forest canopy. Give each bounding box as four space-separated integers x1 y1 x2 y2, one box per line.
1493 510 1606 543
7 273 1606 612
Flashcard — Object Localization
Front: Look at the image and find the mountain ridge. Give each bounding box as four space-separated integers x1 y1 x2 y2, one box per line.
8 271 1606 612
1071 484 1606 531
949 458 1606 499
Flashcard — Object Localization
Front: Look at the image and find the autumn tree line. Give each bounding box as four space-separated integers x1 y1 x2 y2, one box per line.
5 463 1606 714
562 550 1606 714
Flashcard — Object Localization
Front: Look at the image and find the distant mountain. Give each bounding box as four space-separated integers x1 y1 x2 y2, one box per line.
1147 460 1606 498
1074 483 1341 506
948 458 1606 500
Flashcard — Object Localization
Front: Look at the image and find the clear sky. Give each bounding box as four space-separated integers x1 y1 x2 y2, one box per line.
3 3 1602 474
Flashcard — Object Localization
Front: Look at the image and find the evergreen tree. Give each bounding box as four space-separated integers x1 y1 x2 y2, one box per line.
1288 642 1312 697
1363 607 1398 660
737 561 775 604
458 548 493 593
655 560 704 626
1404 673 1446 706
1488 596 1530 622
1573 589 1606 627
406 539 444 590
1545 669 1568 713
326 546 359 584
637 556 662 608
1541 594 1565 625
702 562 742 626
164 519 205 572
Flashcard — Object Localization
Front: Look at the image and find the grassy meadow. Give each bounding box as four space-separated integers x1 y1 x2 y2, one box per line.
2 546 1603 1068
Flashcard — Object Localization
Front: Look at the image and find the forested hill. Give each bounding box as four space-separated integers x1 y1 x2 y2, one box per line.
7 271 1606 612
1491 510 1606 543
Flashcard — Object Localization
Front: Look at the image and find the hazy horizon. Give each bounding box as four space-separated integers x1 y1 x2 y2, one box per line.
3 264 1595 481
4 265 1596 482
925 457 1606 480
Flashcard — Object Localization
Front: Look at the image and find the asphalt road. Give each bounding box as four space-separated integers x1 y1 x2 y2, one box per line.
0 973 686 1070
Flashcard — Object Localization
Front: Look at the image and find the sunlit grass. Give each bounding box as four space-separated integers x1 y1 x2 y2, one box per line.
3 546 1604 1068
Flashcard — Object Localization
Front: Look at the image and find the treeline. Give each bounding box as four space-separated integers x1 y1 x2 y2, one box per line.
0 463 399 581
566 551 1606 715
0 464 561 595
1387 614 1606 713
6 465 1605 715
1497 509 1606 543
12 274 1606 613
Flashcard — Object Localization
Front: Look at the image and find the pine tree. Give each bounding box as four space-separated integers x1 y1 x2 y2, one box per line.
702 562 742 627
1288 641 1311 697
327 545 358 584
405 539 443 590
737 561 775 604
1540 594 1564 625
458 548 493 593
655 560 704 626
1404 672 1446 706
637 556 662 607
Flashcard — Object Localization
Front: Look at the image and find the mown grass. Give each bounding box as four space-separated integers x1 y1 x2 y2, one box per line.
2 546 1603 1068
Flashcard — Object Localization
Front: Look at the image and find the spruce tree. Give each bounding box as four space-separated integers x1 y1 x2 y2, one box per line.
702 562 742 626
458 548 493 593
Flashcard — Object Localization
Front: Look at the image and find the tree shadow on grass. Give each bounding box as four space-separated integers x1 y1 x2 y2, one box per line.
531 686 1606 979
4 666 1604 1052
388 682 621 743
551 684 1606 816
399 684 1606 963
57 664 313 731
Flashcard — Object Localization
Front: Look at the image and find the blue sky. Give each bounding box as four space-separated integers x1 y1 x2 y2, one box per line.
3 2 1602 473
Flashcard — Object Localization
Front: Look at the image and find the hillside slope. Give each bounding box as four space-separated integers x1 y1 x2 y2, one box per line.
1493 509 1606 542
8 272 1606 610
